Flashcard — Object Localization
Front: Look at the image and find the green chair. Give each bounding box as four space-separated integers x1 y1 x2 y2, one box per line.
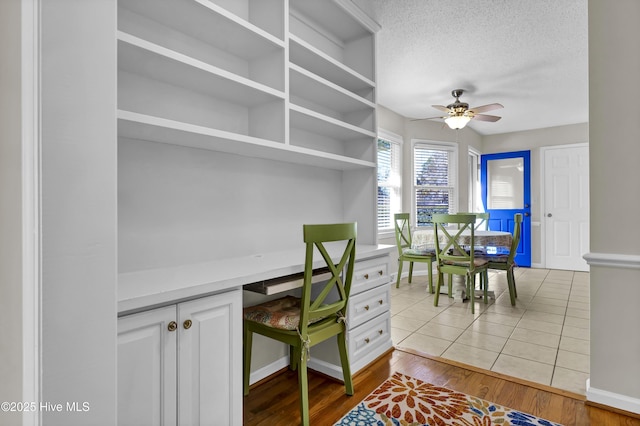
243 223 356 426
457 212 490 230
483 213 522 306
432 214 489 314
393 213 435 293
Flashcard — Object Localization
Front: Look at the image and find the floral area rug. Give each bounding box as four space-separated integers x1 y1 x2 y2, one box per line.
335 372 563 426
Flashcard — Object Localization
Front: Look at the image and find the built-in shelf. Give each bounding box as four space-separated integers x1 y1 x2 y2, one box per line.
118 33 285 106
119 0 285 90
290 63 375 116
118 110 376 171
289 36 374 100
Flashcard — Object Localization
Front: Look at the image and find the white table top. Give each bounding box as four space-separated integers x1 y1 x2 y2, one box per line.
118 244 394 315
412 228 512 251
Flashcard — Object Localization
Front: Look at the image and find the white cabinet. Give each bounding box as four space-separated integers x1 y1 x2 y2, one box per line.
118 289 242 426
308 253 393 379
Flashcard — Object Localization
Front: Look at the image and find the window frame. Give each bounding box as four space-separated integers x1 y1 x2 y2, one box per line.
376 129 403 236
412 140 458 228
468 147 483 212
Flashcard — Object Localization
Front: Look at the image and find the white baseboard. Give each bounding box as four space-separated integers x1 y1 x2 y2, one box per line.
586 379 640 414
249 356 290 385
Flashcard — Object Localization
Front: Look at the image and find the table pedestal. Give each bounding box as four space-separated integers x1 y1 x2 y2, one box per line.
450 274 495 302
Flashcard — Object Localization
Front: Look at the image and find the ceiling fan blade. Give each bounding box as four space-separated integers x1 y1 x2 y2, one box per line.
469 103 503 114
472 114 501 122
410 116 446 122
431 105 451 113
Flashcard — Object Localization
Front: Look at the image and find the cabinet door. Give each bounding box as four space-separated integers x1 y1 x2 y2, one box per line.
118 306 177 426
177 289 242 426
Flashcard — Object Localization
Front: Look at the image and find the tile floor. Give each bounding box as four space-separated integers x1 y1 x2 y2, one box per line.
390 268 590 395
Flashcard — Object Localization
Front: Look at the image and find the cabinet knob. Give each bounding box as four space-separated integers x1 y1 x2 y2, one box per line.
364 305 370 311
364 338 370 344
378 300 383 305
167 321 177 332
378 329 383 335
183 319 192 330
364 273 369 279
378 270 383 276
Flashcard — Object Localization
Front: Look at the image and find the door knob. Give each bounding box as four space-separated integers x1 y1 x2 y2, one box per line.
524 212 530 217
547 213 552 217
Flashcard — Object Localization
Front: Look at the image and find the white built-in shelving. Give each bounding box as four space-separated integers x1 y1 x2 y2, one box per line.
116 0 378 169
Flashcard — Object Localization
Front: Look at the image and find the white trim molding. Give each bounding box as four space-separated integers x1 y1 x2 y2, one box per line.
587 379 640 415
583 252 640 269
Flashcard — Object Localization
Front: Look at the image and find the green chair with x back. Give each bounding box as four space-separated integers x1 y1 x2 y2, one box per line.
393 213 435 292
432 213 489 314
483 213 522 305
243 223 356 426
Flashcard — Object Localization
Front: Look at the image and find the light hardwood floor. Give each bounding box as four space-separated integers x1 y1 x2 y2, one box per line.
243 348 640 426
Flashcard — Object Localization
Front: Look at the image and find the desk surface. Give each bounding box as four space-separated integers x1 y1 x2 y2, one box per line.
118 244 394 315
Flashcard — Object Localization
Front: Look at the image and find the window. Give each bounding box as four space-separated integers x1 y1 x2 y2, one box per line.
377 131 402 232
413 141 457 226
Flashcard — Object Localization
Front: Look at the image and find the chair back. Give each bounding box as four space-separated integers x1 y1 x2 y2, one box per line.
431 213 479 269
457 212 489 230
507 213 523 263
393 213 412 256
299 223 357 335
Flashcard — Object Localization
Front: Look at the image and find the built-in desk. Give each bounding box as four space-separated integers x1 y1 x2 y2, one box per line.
117 244 394 425
118 244 394 314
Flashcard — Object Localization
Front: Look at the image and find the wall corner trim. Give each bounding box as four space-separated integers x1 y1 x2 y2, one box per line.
586 379 640 415
583 252 640 269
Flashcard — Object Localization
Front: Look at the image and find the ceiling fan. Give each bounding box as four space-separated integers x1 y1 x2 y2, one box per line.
420 89 503 130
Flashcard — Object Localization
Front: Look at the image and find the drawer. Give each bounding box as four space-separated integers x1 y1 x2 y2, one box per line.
348 312 391 362
347 284 390 329
351 255 390 295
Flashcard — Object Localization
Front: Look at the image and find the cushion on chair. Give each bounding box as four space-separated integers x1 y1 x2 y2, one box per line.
403 247 435 256
482 255 509 263
243 296 325 330
442 258 488 267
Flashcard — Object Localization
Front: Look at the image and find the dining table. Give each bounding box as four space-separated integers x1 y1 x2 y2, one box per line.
411 228 513 301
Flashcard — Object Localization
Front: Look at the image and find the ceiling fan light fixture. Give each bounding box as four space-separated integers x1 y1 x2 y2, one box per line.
445 115 471 129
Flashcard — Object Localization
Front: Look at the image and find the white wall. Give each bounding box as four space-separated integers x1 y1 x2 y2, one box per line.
586 0 640 413
0 1 24 424
118 139 344 272
40 1 118 424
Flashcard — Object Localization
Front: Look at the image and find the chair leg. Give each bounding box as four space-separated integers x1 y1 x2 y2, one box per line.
510 268 518 298
507 269 516 306
337 330 354 395
427 259 434 293
433 272 443 306
468 274 475 314
408 261 414 283
396 260 403 288
447 274 453 298
290 345 298 371
298 350 310 426
243 325 252 396
483 271 489 304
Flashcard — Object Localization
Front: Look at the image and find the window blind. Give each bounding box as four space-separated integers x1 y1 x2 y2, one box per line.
377 137 401 231
413 142 457 226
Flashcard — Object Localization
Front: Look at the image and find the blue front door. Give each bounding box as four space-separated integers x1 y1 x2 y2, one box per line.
481 151 531 267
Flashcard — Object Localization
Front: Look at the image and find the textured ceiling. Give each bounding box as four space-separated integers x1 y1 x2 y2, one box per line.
363 0 589 135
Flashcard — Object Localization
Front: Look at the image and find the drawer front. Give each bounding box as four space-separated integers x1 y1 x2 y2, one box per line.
348 313 391 362
347 284 390 329
351 255 390 295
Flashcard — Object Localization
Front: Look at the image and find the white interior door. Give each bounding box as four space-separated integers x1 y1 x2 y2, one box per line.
544 144 589 271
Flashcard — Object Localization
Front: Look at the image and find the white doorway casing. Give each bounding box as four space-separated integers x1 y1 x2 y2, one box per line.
541 143 589 271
